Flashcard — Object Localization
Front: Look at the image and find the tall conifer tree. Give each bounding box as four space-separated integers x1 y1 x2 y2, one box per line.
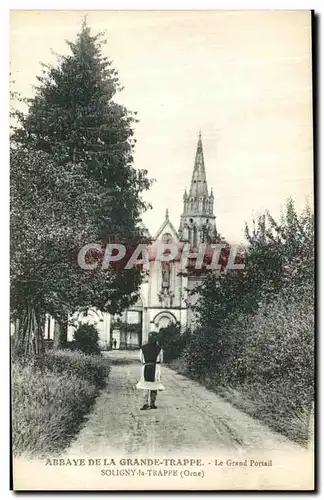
11 20 152 354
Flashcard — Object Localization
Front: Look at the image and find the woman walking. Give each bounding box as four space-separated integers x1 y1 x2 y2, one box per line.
136 333 165 410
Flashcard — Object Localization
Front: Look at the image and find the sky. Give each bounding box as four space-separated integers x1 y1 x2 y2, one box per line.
10 10 314 243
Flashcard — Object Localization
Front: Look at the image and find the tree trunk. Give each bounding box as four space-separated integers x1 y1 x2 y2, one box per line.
13 302 45 356
53 316 68 349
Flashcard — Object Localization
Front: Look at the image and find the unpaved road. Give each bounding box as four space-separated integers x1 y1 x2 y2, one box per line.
67 350 302 456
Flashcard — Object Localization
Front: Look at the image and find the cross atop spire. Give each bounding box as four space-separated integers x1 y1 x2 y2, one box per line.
165 208 169 220
189 131 208 197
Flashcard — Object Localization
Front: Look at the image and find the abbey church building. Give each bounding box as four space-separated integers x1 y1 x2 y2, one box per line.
66 132 218 348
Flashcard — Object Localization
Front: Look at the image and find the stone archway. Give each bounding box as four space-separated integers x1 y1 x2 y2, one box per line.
75 308 104 326
153 311 177 330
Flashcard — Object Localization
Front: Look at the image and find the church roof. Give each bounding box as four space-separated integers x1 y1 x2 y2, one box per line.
189 131 209 198
154 208 179 240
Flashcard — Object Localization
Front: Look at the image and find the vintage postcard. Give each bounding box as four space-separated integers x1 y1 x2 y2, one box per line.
10 10 315 491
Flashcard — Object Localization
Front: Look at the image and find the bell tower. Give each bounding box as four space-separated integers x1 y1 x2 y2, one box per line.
179 131 217 246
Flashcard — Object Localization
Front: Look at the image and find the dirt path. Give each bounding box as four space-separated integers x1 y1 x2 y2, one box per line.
66 350 302 456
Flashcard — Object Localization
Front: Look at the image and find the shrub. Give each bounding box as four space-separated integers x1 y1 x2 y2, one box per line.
178 283 314 444
172 201 314 445
73 324 101 354
12 362 96 457
12 350 110 457
151 324 189 363
182 326 217 379
168 356 188 374
241 284 314 411
28 349 110 389
182 315 248 382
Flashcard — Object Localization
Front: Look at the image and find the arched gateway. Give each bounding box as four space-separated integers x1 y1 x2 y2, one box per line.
153 311 177 330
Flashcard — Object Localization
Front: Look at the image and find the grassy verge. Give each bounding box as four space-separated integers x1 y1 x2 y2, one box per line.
169 358 313 447
12 349 110 458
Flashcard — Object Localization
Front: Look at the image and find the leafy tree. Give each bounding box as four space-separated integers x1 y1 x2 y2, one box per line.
181 200 314 444
10 21 152 355
183 199 314 378
192 199 314 330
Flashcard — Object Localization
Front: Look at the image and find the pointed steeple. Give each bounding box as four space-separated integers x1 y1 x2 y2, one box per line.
189 131 208 197
179 130 217 245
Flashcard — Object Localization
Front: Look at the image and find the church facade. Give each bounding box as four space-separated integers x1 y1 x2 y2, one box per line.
65 132 218 349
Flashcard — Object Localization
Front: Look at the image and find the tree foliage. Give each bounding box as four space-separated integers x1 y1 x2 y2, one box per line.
72 324 101 355
10 20 152 354
150 324 189 363
190 199 314 330
182 200 314 421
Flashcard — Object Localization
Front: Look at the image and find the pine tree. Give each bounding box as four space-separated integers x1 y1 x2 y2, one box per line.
11 21 152 355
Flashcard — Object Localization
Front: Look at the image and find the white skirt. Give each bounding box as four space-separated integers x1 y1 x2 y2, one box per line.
136 363 165 391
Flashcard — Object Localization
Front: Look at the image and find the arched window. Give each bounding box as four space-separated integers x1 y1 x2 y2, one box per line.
193 226 198 247
162 232 172 243
183 225 189 240
188 227 192 244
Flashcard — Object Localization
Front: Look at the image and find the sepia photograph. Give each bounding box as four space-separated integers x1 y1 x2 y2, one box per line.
10 9 315 491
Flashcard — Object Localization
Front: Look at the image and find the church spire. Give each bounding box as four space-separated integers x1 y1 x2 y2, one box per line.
189 131 208 197
179 130 217 245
